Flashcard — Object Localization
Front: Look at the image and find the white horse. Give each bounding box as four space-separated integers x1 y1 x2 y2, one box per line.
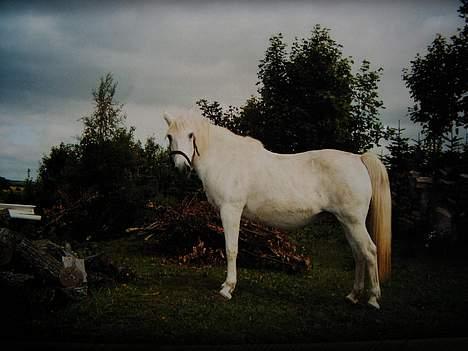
164 113 391 309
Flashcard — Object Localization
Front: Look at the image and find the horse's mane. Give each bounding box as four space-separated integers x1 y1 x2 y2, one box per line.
204 118 263 148
176 114 264 149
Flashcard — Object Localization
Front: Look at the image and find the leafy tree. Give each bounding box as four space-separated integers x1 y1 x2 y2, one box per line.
443 125 464 174
36 73 201 240
402 35 458 155
36 74 144 239
409 132 431 173
403 1 467 167
384 121 411 176
453 0 468 126
349 60 387 153
37 142 82 207
136 136 198 199
199 26 387 154
81 73 127 145
196 100 244 135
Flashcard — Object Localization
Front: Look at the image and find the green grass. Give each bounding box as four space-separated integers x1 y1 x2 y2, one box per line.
14 221 468 344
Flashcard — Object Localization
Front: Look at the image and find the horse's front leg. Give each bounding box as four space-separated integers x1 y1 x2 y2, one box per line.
219 204 243 300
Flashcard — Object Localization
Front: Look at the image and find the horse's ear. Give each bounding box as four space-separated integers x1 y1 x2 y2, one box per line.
163 112 174 126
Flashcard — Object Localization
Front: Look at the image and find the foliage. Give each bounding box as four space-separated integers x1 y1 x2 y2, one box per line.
402 1 467 164
349 60 388 152
383 121 411 176
35 73 191 240
81 73 127 145
198 26 387 154
196 100 244 135
377 3 468 248
402 35 459 153
38 143 82 207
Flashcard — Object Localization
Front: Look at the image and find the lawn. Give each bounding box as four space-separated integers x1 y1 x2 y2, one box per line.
4 221 468 345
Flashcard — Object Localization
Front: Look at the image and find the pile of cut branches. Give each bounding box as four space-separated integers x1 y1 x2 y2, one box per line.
128 199 311 273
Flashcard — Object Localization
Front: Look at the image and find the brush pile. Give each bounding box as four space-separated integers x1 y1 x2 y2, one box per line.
128 199 311 273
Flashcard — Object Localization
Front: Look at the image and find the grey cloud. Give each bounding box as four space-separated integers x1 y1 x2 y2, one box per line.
0 0 464 179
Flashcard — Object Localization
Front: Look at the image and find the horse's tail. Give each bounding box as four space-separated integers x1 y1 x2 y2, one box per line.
361 152 392 283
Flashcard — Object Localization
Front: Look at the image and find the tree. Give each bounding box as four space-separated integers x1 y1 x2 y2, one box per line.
37 142 81 207
81 73 127 145
443 124 464 173
36 73 202 240
402 1 467 166
384 121 411 176
402 35 458 155
349 60 387 153
199 26 387 154
196 100 244 135
453 0 468 126
37 74 146 239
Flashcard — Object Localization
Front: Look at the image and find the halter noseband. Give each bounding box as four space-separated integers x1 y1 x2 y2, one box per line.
169 137 200 169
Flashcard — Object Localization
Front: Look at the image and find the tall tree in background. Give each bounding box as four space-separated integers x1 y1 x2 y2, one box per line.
199 26 387 154
349 60 386 153
402 35 458 155
37 73 198 240
79 74 138 194
81 73 128 145
453 0 468 127
402 0 467 169
384 121 411 176
196 100 244 135
38 73 144 239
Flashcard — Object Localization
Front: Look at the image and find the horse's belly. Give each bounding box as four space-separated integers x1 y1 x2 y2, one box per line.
243 202 318 230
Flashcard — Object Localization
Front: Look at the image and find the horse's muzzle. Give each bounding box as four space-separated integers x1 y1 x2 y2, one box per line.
170 150 193 168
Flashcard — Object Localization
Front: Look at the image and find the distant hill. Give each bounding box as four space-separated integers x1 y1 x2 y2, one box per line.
0 176 25 189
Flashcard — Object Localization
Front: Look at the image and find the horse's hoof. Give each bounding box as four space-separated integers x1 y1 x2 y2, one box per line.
345 293 359 305
219 288 232 300
367 297 380 310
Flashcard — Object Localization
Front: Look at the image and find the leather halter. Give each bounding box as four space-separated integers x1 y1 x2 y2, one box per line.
169 137 200 169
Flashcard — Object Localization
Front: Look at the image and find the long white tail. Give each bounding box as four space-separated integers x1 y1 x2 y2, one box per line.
361 152 392 283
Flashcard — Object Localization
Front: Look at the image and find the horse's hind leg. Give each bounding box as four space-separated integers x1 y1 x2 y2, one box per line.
343 232 365 305
342 220 381 309
219 204 243 300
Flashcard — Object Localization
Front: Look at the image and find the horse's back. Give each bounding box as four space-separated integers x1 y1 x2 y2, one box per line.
243 149 372 228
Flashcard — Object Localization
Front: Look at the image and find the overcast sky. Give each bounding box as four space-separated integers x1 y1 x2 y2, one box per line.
0 1 464 180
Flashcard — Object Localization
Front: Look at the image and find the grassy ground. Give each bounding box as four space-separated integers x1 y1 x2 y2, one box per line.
6 221 468 345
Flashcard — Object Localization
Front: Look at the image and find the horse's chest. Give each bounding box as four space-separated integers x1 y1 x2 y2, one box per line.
205 192 220 209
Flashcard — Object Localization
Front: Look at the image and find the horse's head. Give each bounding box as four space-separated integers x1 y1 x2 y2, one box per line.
164 113 200 171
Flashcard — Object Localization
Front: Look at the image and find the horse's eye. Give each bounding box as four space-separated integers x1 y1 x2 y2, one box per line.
188 133 194 139
167 134 172 143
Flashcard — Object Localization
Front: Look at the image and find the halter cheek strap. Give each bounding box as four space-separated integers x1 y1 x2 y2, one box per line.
169 137 200 169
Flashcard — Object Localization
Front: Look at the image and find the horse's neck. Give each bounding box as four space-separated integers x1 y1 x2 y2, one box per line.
194 124 235 180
